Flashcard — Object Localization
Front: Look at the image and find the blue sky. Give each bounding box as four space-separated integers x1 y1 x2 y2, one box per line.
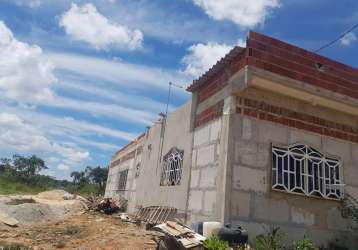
0 0 357 180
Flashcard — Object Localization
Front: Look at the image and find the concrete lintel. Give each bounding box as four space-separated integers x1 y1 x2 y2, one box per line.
247 66 358 117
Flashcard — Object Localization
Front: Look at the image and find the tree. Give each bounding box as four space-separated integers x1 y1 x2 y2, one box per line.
0 158 12 172
86 166 108 192
70 171 86 185
12 155 47 179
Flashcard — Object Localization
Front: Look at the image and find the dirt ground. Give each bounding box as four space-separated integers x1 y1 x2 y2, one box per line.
0 212 160 250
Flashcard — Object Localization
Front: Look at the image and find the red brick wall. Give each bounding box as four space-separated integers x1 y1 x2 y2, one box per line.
196 51 246 103
237 97 358 143
247 32 358 100
110 146 143 168
193 31 358 104
195 100 224 127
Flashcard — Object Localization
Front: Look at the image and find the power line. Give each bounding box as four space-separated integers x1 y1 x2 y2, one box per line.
315 23 358 53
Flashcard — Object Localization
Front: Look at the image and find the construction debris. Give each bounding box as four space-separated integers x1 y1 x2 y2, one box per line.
154 221 206 249
86 197 127 214
0 211 18 227
134 206 177 225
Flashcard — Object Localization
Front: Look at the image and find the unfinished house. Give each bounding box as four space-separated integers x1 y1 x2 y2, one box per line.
105 31 358 247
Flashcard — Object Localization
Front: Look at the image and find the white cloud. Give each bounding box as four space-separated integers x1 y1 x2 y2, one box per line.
47 96 155 125
340 32 357 46
48 52 189 90
59 3 143 50
182 39 245 78
1 106 137 145
56 80 174 113
14 0 42 8
0 112 89 166
57 164 70 171
0 21 56 103
192 0 280 27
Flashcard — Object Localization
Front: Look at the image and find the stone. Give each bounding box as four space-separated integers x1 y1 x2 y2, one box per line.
0 211 18 227
190 169 200 188
194 125 210 147
200 167 217 188
196 144 215 166
188 190 203 212
203 190 216 213
209 119 222 141
253 194 290 223
233 165 266 193
289 129 322 149
231 191 251 219
291 207 315 226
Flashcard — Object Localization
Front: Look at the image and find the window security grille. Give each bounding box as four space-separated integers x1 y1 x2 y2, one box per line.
118 169 128 191
272 144 344 200
160 147 184 186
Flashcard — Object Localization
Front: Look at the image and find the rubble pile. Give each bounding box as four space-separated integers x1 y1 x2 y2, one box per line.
86 197 127 214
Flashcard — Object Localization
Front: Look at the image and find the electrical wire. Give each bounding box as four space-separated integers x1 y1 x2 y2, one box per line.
315 23 358 52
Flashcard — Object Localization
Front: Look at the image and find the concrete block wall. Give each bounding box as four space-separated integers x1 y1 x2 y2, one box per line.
230 113 358 248
187 118 222 223
105 149 142 213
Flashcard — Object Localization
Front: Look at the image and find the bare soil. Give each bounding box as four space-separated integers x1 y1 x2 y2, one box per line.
0 212 159 250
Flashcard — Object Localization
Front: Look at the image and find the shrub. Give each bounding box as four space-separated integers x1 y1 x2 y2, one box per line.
204 236 229 250
292 236 318 250
254 227 285 250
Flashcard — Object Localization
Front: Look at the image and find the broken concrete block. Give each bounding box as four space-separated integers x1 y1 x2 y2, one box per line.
0 211 18 227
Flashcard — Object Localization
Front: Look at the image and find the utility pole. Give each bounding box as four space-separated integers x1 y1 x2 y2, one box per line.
156 82 185 174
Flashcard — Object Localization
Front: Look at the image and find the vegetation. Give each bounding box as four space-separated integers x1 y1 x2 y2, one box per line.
204 236 230 250
292 237 318 250
254 227 285 250
0 154 108 196
0 241 30 250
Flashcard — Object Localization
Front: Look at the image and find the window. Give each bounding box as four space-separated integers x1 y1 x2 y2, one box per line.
160 147 184 186
272 144 344 200
118 169 128 191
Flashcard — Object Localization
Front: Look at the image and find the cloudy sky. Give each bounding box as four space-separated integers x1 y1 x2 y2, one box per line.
0 0 357 179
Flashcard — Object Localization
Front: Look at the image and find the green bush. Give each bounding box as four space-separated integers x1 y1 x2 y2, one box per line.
204 236 229 250
292 236 318 250
254 227 285 250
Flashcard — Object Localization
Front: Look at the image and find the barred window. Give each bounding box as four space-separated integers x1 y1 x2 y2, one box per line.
272 144 344 200
160 147 184 186
118 169 128 191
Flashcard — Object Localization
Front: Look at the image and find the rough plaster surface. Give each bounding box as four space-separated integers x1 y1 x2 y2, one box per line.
291 207 315 226
190 169 200 188
199 167 217 188
203 190 216 213
194 126 210 147
188 190 203 212
231 191 251 219
233 165 266 193
289 129 322 148
196 144 215 166
253 194 290 223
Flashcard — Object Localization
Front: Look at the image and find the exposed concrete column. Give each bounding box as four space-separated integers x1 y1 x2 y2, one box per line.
217 95 237 223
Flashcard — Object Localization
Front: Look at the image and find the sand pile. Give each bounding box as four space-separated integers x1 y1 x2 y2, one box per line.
0 190 87 227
